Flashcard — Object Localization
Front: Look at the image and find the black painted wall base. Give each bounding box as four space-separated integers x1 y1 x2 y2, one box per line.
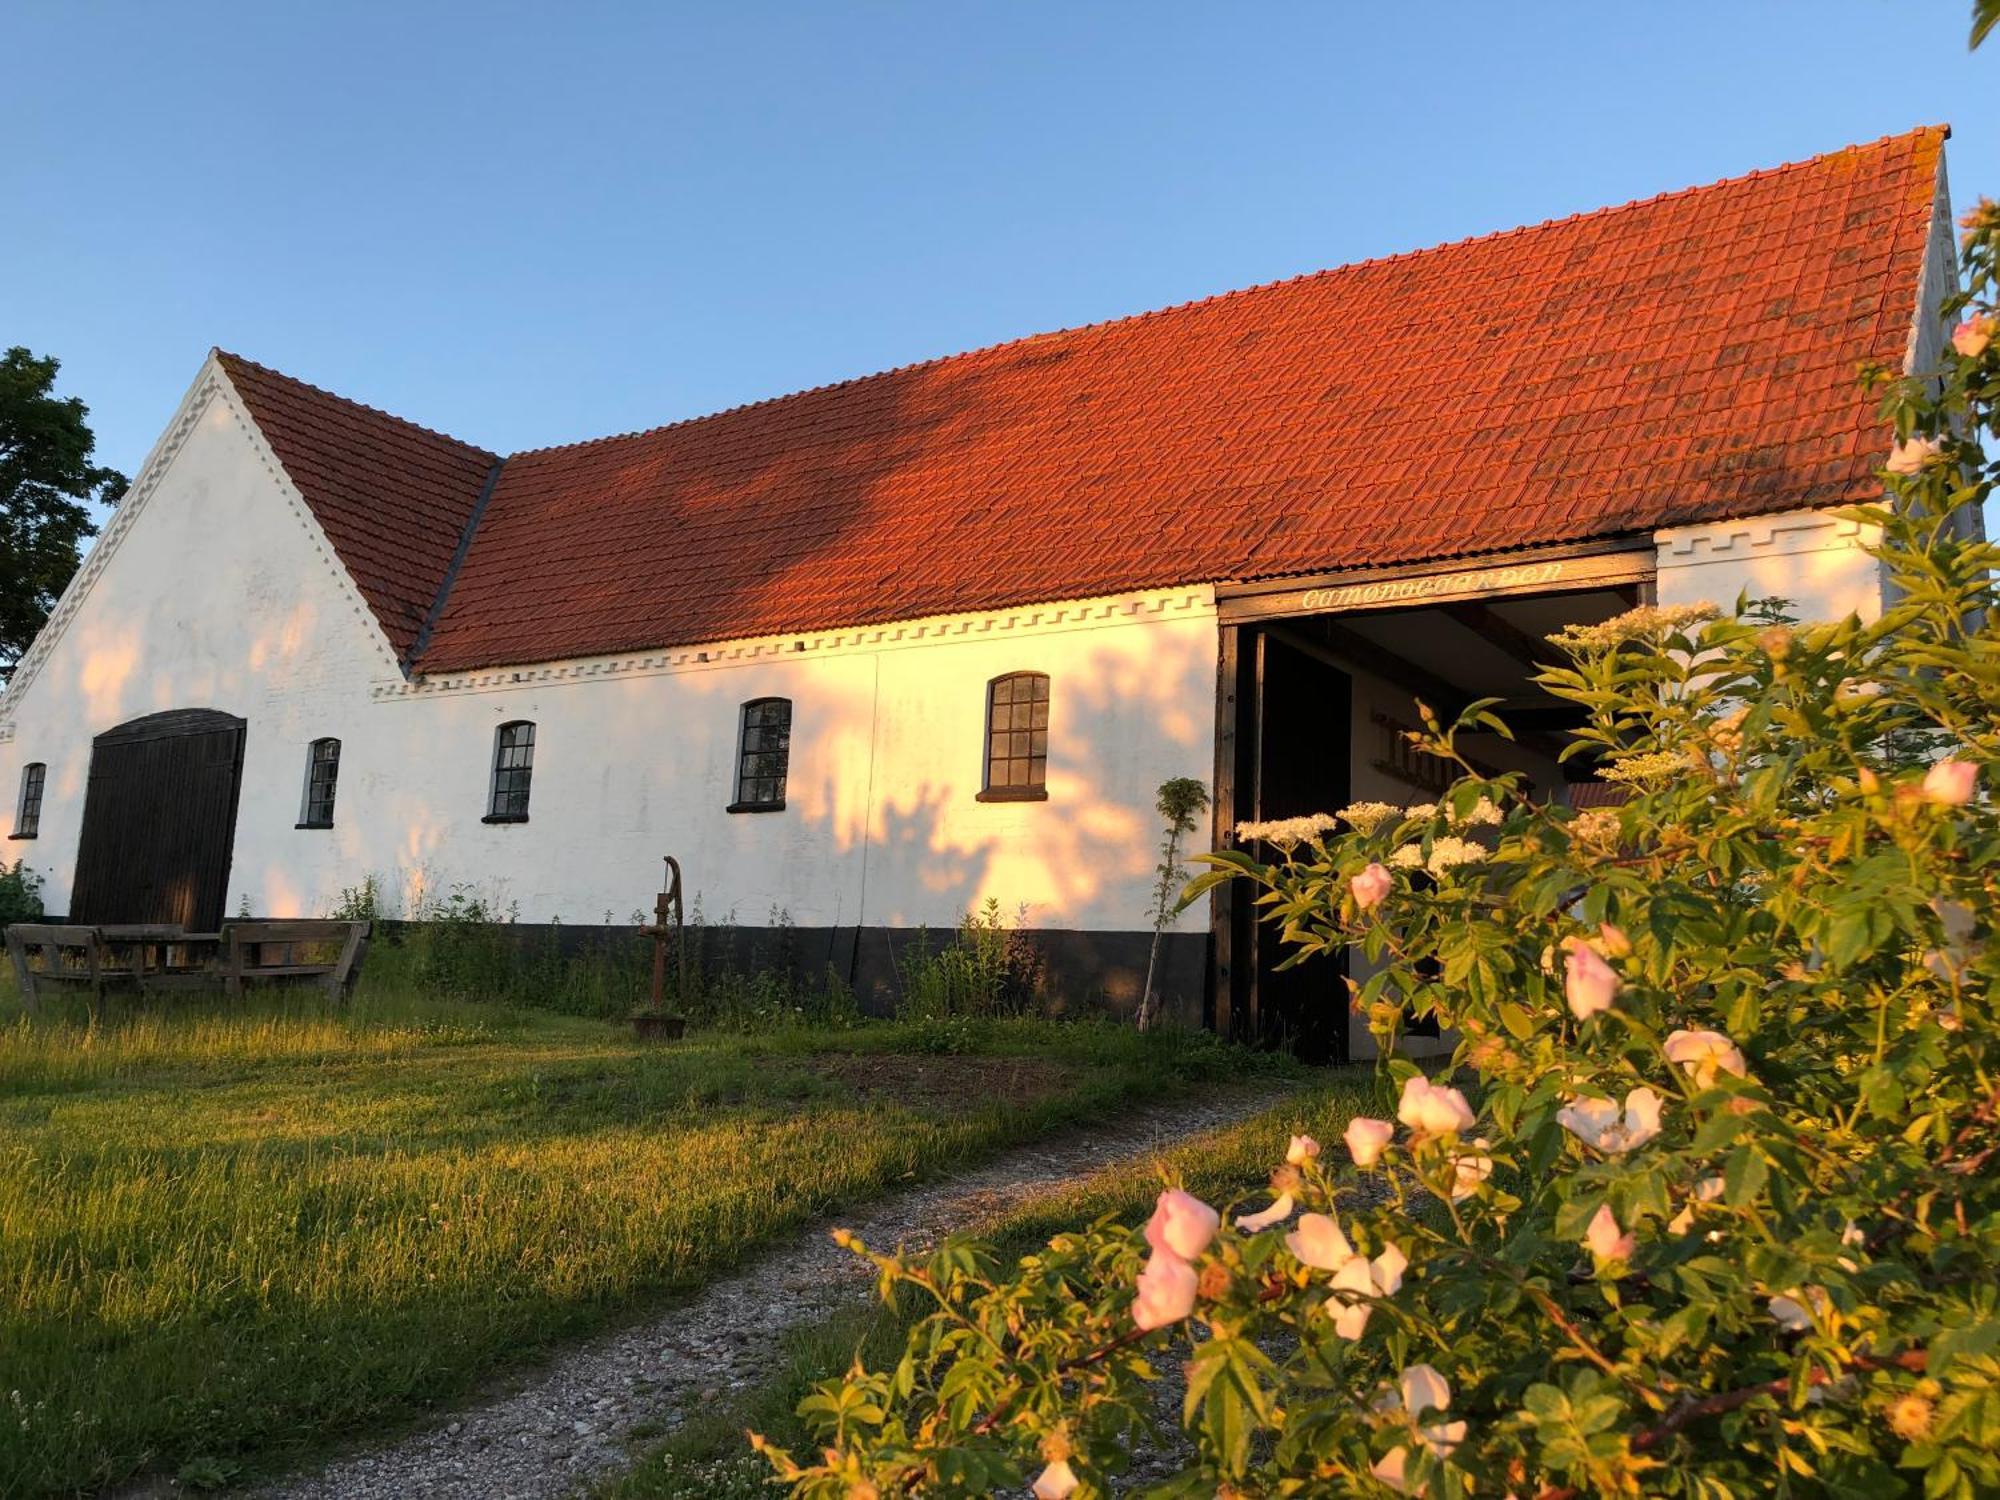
372 918 1211 1027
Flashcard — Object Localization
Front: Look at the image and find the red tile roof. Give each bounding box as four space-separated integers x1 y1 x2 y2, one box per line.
217 352 498 659
224 127 1947 674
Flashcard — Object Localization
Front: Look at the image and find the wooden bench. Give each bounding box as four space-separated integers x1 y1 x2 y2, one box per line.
222 920 372 999
3 924 136 1012
4 920 372 1010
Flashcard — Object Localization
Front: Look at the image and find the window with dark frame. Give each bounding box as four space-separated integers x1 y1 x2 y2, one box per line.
978 672 1050 801
486 721 535 822
298 738 340 828
12 763 45 839
729 698 791 812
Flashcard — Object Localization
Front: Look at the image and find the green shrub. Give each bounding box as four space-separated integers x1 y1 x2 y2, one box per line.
752 204 2000 1498
0 860 44 926
328 873 381 923
895 899 1047 1019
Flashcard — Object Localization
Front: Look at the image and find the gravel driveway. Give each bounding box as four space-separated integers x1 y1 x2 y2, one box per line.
229 1085 1297 1500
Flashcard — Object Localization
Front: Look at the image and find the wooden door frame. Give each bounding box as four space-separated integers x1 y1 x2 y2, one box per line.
1207 540 1657 1051
70 709 247 927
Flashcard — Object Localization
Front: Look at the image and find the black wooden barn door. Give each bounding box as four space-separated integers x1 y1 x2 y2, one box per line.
1249 630 1352 1062
69 710 247 929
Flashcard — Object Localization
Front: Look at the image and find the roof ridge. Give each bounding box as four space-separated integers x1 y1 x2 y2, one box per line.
498 123 1948 461
214 349 500 461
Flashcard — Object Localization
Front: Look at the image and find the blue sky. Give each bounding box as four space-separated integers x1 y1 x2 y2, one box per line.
6 2 1996 481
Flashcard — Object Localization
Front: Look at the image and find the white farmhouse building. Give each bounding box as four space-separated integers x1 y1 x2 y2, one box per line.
0 127 1965 1057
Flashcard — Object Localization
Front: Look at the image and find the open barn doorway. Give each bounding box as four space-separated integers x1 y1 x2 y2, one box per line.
69 710 247 930
1211 543 1653 1062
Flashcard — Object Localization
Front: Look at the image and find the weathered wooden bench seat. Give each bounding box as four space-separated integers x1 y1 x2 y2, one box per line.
224 921 372 999
3 925 140 1009
4 920 371 1011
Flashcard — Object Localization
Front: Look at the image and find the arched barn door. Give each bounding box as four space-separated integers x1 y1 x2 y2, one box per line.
69 710 247 929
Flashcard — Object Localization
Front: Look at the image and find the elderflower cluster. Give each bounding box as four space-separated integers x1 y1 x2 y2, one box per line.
1234 813 1339 850
1548 601 1719 652
1601 749 1695 784
1450 796 1503 828
1423 836 1488 874
1385 838 1489 875
1567 806 1623 848
1336 800 1402 834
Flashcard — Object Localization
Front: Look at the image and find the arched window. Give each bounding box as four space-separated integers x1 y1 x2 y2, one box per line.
486 721 535 822
11 762 45 839
729 698 791 812
298 738 341 829
978 672 1049 802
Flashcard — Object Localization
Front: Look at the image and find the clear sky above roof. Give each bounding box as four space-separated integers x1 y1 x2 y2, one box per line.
6 2 1996 481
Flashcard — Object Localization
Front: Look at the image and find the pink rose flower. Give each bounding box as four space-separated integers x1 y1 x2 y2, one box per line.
1371 1364 1468 1490
1349 862 1394 910
1344 1115 1395 1168
1031 1458 1079 1498
1663 1029 1748 1088
1328 1255 1378 1340
1143 1188 1219 1261
1922 758 1978 807
1667 1175 1726 1235
1325 1242 1408 1342
1768 1288 1826 1332
1885 436 1941 475
1397 1075 1475 1136
1371 1241 1408 1297
1582 1203 1636 1267
1285 1211 1355 1271
1557 1088 1664 1154
1286 1133 1321 1165
1564 943 1620 1020
1400 1363 1453 1424
1370 1447 1416 1493
1448 1142 1494 1201
1235 1192 1295 1232
1131 1249 1198 1330
1952 313 1996 358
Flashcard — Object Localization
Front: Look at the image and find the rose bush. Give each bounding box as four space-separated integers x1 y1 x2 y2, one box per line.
750 205 2000 1498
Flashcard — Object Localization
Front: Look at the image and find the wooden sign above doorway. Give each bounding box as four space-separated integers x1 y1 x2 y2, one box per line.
1215 538 1654 624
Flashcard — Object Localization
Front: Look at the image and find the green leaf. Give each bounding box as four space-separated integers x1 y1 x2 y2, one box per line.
1724 1144 1769 1206
1974 0 2000 49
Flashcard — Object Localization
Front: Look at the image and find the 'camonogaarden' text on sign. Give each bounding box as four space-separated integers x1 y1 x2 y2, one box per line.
1298 560 1566 612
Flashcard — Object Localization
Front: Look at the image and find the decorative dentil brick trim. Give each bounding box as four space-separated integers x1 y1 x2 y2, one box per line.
373 588 1216 701
1654 508 1878 563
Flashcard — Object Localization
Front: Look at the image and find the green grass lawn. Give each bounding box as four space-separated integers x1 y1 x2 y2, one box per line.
601 1075 1383 1500
0 974 1283 1498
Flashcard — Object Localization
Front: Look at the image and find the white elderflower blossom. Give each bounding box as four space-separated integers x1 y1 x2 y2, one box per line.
1387 844 1425 869
1403 802 1438 823
1602 750 1692 784
1549 601 1719 652
1451 796 1503 828
1234 813 1340 850
1568 806 1623 847
1425 837 1488 875
1336 800 1401 834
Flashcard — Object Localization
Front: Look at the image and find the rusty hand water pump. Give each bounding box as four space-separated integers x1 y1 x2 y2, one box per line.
636 855 687 1020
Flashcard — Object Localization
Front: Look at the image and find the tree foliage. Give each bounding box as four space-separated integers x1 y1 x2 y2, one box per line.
750 204 2000 1498
0 347 127 681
